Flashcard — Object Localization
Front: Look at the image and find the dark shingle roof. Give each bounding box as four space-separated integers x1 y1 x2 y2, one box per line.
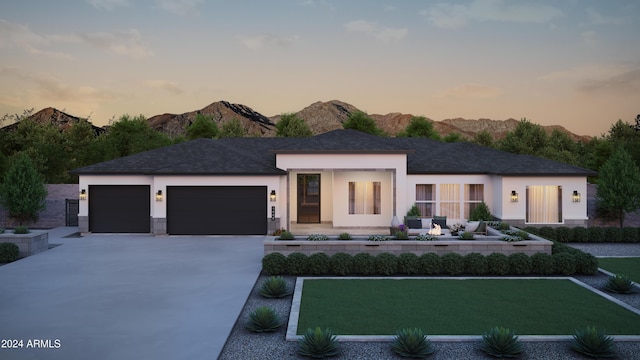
70 130 597 177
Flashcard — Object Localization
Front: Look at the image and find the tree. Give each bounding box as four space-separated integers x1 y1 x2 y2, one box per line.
275 113 312 137
99 114 172 160
498 118 547 155
596 147 640 227
397 116 440 140
0 153 48 226
219 118 247 138
185 114 218 140
472 130 494 148
342 111 384 136
443 132 464 143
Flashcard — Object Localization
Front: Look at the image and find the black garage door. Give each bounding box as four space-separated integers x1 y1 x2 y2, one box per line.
167 186 266 235
89 185 150 233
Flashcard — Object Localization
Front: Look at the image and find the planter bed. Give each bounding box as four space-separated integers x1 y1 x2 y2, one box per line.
0 230 49 258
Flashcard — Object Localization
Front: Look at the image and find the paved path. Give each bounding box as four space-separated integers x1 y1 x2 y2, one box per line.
567 243 640 257
0 227 264 360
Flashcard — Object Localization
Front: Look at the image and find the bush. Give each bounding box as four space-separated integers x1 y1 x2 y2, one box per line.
287 253 308 275
406 204 420 217
498 222 511 231
259 276 292 298
13 226 29 234
330 253 353 276
554 226 572 243
575 252 598 275
418 253 441 275
375 253 398 275
486 253 510 276
538 226 556 240
530 253 554 275
458 231 475 240
480 326 523 358
508 253 532 275
441 253 464 275
464 252 487 275
571 227 588 243
262 253 287 275
605 227 622 243
621 227 639 243
279 231 295 240
553 252 576 275
307 234 329 241
394 231 409 240
246 306 283 333
469 201 492 221
571 326 616 359
367 235 388 242
298 327 339 359
308 253 331 275
352 253 376 275
415 234 437 241
0 242 19 263
587 227 605 242
391 328 435 358
337 232 352 240
397 253 420 275
604 274 637 294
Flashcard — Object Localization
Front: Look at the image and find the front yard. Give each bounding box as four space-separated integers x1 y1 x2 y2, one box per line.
598 257 640 283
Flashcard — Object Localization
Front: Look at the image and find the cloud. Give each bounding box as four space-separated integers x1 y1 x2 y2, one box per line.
436 83 503 99
237 34 300 50
147 80 184 94
156 0 204 16
77 29 153 59
581 30 597 45
87 0 130 11
344 20 408 43
0 19 74 59
586 8 625 25
540 64 640 95
421 0 563 29
579 68 640 94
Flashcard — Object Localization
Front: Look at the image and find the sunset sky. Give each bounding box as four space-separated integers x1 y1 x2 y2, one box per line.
1 0 638 136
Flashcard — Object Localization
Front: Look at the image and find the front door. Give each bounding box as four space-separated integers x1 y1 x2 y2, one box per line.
297 174 320 223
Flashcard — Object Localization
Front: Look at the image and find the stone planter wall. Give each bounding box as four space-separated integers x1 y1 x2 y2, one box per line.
0 230 49 258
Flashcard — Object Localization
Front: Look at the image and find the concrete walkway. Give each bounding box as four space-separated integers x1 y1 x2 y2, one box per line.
0 227 264 360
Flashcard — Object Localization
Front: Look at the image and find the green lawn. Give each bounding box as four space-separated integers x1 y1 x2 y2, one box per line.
598 257 640 283
298 279 640 335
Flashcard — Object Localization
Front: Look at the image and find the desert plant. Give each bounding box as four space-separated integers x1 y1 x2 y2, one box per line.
352 253 376 275
571 326 616 358
441 253 464 275
603 274 637 294
407 204 421 217
246 306 283 333
397 253 420 275
394 231 409 240
391 328 435 358
308 253 331 275
0 242 20 263
508 253 532 275
415 233 437 241
287 253 309 275
262 253 287 275
337 232 352 240
330 252 353 276
464 252 488 275
13 226 29 234
279 231 295 240
259 276 292 298
418 253 442 275
375 252 398 275
458 231 475 240
530 253 555 275
480 326 523 358
298 327 339 358
553 252 576 275
368 235 389 242
486 253 510 276
307 234 329 241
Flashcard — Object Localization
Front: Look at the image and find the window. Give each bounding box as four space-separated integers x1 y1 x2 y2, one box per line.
440 184 460 218
349 182 381 214
464 184 484 218
526 186 562 223
415 184 435 217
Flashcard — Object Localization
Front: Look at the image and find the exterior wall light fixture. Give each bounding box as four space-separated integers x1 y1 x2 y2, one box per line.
510 190 518 202
80 189 87 200
270 190 276 202
572 190 581 202
156 190 163 202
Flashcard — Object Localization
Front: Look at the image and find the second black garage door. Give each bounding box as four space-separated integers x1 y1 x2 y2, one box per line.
167 186 267 235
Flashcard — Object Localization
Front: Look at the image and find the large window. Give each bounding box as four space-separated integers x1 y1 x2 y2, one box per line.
526 185 562 223
440 184 460 219
464 184 484 218
349 182 381 214
415 184 435 217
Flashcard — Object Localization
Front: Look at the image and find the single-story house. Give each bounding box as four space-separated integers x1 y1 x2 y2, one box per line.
70 129 596 235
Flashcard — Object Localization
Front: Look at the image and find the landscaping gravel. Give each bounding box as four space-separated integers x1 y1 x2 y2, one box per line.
219 245 640 360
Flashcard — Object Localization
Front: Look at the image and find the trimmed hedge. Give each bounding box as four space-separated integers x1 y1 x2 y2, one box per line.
526 226 640 243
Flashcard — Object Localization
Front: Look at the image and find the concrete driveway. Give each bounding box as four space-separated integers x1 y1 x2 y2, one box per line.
0 227 264 360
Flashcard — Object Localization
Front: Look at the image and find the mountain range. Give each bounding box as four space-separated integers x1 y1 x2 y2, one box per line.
2 100 592 142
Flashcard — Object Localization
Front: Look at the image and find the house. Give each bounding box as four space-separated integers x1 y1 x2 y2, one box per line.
70 129 596 235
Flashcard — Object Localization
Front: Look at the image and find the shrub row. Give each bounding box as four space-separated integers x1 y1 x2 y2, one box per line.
525 226 640 243
262 247 597 277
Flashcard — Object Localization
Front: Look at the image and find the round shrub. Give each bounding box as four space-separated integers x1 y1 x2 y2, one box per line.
375 253 398 275
523 227 539 236
553 252 576 275
13 226 29 234
530 253 554 275
621 227 639 243
575 252 598 275
509 253 532 275
441 253 464 275
394 231 409 240
397 253 420 275
279 231 295 240
307 253 331 275
537 226 556 240
605 227 622 243
330 252 353 276
587 227 605 242
262 253 287 275
0 242 19 263
571 227 588 243
287 253 309 275
486 253 510 275
554 226 572 243
338 232 352 240
418 253 441 275
552 241 571 255
464 252 488 275
352 253 376 275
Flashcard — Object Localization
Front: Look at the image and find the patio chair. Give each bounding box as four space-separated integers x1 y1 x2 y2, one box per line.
472 220 488 236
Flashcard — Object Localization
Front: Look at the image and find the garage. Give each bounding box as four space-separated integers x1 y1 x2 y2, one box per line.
167 186 267 235
89 185 150 233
